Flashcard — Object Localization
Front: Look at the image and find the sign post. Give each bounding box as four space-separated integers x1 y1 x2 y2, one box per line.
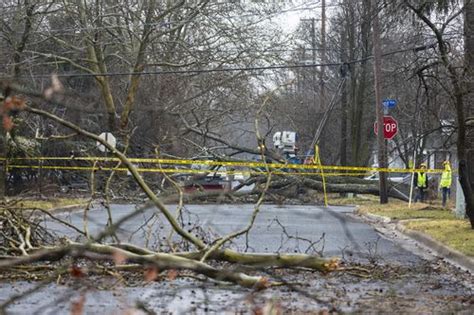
374 116 398 140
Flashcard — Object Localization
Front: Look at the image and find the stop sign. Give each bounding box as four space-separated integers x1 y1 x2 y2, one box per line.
374 116 398 140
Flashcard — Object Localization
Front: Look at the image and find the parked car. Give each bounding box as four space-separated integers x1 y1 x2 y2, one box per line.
182 174 227 192
180 157 228 192
364 172 411 184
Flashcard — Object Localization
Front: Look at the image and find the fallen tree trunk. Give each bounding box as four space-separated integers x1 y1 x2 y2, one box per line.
114 243 339 271
300 177 410 201
0 244 265 288
0 242 339 288
258 174 408 201
159 174 410 203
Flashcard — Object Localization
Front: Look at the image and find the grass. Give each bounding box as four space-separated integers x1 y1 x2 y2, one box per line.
405 220 474 257
356 200 456 220
330 195 474 257
328 193 380 205
5 198 87 211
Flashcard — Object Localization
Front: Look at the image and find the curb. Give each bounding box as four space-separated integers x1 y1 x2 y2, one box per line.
22 204 84 216
358 212 474 274
26 204 87 217
48 204 86 215
359 212 391 224
396 222 474 273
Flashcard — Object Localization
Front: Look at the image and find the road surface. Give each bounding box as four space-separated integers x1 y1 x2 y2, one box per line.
0 204 472 314
44 204 419 263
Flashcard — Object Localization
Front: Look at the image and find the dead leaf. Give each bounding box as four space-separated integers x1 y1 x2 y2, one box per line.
70 265 86 278
112 250 127 265
144 266 159 282
2 115 14 131
167 269 178 281
44 87 54 99
262 299 283 315
2 97 13 112
254 277 271 291
70 294 86 315
10 95 26 110
43 74 64 99
51 74 64 92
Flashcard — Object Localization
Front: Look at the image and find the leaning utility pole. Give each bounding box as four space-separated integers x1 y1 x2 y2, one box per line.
301 17 318 117
310 18 317 103
320 0 327 110
372 0 388 203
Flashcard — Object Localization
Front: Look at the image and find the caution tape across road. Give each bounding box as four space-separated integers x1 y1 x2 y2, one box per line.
6 164 377 177
1 156 445 175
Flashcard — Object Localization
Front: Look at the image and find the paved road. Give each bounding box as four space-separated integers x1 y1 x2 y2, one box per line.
45 204 419 264
1 204 472 314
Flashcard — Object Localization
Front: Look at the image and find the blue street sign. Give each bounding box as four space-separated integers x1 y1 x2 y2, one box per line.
383 99 397 108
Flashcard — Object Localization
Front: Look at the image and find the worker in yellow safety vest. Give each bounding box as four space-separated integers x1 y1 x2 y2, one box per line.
414 163 429 203
440 160 452 208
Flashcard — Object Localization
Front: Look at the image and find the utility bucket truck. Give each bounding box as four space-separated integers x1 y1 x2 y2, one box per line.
273 131 302 164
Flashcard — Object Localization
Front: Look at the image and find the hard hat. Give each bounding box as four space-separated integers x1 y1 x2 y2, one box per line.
443 160 450 165
420 163 427 167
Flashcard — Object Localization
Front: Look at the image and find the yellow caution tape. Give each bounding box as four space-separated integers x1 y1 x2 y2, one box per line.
6 164 373 177
314 145 328 206
3 156 445 174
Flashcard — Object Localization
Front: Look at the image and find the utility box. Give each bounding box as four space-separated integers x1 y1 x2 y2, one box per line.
456 177 466 218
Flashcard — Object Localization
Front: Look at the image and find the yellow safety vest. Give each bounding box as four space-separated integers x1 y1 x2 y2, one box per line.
440 166 452 188
417 172 426 187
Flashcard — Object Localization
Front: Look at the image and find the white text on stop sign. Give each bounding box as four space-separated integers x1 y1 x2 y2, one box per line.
385 123 397 132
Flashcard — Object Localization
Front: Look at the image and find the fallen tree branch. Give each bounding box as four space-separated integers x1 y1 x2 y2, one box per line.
23 103 206 250
113 243 339 272
0 243 268 288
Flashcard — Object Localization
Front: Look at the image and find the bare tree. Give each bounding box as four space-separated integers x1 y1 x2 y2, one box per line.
0 82 340 288
403 0 474 227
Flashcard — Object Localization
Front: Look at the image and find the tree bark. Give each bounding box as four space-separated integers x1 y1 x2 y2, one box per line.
339 2 349 167
405 0 474 227
464 0 474 227
0 129 5 200
351 0 371 166
119 0 157 130
372 0 388 204
76 0 117 131
12 0 35 78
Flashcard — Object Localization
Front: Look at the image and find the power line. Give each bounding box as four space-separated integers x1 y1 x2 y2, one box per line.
0 62 344 80
0 42 434 80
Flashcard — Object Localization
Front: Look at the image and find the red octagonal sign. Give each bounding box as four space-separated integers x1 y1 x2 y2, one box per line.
374 116 398 140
